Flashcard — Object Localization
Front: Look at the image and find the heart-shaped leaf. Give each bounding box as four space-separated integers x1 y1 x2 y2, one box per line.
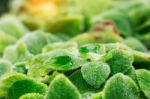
81 61 110 88
46 74 81 99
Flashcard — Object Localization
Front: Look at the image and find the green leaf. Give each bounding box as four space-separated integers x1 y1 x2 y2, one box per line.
69 70 98 94
139 33 150 49
42 71 59 84
128 5 150 33
73 0 111 16
42 42 78 53
44 50 84 71
136 69 150 99
3 42 33 64
0 31 16 56
105 43 150 64
46 15 84 36
106 48 133 75
0 73 28 97
19 93 44 99
7 79 46 99
122 37 147 52
0 73 46 99
79 44 106 61
0 60 12 77
103 73 140 99
46 74 81 99
133 51 150 63
28 50 84 79
79 44 105 54
0 16 28 38
71 30 122 46
124 66 138 83
27 53 51 78
22 31 48 55
81 61 110 88
93 10 133 37
70 33 98 46
13 62 27 74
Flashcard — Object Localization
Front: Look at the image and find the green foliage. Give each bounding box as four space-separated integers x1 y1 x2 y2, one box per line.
0 73 46 99
122 37 147 52
92 92 103 99
81 61 110 88
0 60 12 77
136 69 150 99
13 62 27 74
27 53 51 78
133 51 150 63
81 92 95 99
79 44 106 61
0 1 150 99
69 70 98 94
3 42 33 64
22 31 60 55
128 5 150 33
79 44 105 54
140 33 150 49
73 0 111 16
106 48 134 75
0 73 28 97
46 15 84 36
71 33 98 46
19 93 44 99
71 26 122 46
22 31 48 55
93 10 133 37
0 16 28 38
28 49 84 79
42 71 59 84
124 66 138 83
103 73 140 99
43 42 77 53
7 79 46 99
104 43 150 64
46 74 81 99
44 50 84 71
0 31 16 56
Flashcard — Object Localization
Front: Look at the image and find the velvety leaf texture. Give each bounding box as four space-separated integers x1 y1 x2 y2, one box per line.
0 73 46 99
136 69 150 99
46 74 81 99
19 93 44 99
106 48 134 75
7 79 46 99
81 61 110 88
69 70 98 94
103 73 140 99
